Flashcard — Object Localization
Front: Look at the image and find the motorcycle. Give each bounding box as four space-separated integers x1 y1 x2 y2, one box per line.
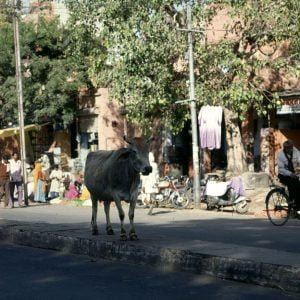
136 176 191 213
202 174 251 214
185 174 250 214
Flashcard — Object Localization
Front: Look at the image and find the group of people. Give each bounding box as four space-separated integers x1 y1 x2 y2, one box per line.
30 159 82 203
31 160 64 203
0 152 24 208
0 151 83 208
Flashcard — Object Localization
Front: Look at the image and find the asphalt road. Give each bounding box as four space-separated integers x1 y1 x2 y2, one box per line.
1 204 300 253
0 242 298 300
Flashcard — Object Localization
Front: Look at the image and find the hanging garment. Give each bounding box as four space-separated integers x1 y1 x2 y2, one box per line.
198 105 223 150
228 176 246 197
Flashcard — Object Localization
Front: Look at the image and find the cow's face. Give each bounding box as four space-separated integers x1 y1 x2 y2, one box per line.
126 137 153 175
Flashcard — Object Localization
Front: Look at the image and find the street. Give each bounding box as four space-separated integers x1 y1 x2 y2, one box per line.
1 204 300 253
0 242 298 300
1 204 300 294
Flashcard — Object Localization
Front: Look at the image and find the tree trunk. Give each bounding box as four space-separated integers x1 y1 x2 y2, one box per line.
224 108 248 174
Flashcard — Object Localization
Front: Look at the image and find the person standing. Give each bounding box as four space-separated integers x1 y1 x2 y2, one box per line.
141 152 159 214
0 154 10 208
33 160 46 203
277 139 300 214
41 154 51 200
49 164 63 199
9 152 24 208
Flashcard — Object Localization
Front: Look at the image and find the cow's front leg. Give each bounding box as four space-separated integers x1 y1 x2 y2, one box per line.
91 196 99 235
128 200 138 240
114 199 127 241
104 201 114 235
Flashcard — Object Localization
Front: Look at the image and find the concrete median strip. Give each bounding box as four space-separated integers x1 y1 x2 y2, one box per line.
0 221 299 293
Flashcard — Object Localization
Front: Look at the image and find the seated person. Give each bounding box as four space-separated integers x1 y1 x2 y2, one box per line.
277 139 300 214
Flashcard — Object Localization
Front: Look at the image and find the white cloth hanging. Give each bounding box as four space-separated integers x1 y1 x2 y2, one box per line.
198 105 223 150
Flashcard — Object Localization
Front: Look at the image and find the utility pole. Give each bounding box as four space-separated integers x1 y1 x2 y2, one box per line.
187 2 201 208
12 0 28 205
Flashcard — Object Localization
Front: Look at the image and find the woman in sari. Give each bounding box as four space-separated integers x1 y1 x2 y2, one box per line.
33 160 46 203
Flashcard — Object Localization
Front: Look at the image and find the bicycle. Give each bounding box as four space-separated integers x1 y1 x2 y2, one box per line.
265 182 297 226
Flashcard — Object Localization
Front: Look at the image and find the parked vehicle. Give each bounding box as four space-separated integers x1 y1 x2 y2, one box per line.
137 176 191 213
169 175 192 209
185 174 250 214
202 174 251 214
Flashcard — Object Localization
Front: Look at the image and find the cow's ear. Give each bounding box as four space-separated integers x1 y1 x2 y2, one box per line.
116 148 132 161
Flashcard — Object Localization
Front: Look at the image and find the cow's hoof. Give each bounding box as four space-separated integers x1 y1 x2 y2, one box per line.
106 228 114 235
92 229 99 235
120 234 127 241
129 233 138 241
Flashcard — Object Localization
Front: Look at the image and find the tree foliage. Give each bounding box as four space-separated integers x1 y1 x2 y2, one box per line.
195 0 300 119
66 0 300 133
0 14 91 127
66 0 189 133
1 1 299 132
0 0 11 25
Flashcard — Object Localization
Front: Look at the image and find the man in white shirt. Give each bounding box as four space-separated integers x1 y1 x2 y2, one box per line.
49 164 63 199
9 152 24 208
277 140 300 214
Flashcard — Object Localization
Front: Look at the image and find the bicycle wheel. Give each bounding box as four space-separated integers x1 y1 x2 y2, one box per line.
265 188 291 226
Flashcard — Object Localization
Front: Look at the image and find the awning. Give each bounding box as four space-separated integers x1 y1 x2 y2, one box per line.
0 124 47 139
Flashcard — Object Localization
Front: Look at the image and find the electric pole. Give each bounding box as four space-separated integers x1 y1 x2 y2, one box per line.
12 0 28 205
187 2 201 208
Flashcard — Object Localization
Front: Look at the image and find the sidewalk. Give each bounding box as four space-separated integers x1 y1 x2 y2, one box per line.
0 202 299 293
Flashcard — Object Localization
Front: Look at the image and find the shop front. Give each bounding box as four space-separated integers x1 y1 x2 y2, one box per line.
267 92 300 176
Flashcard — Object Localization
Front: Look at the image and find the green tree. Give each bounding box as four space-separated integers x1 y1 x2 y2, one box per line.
66 0 189 133
0 0 11 25
192 0 300 171
66 0 300 171
0 14 91 127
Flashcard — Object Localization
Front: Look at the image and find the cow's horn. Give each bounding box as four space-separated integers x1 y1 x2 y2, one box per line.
123 135 132 144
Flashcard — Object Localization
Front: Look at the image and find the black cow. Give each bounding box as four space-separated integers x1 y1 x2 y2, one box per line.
84 136 152 241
